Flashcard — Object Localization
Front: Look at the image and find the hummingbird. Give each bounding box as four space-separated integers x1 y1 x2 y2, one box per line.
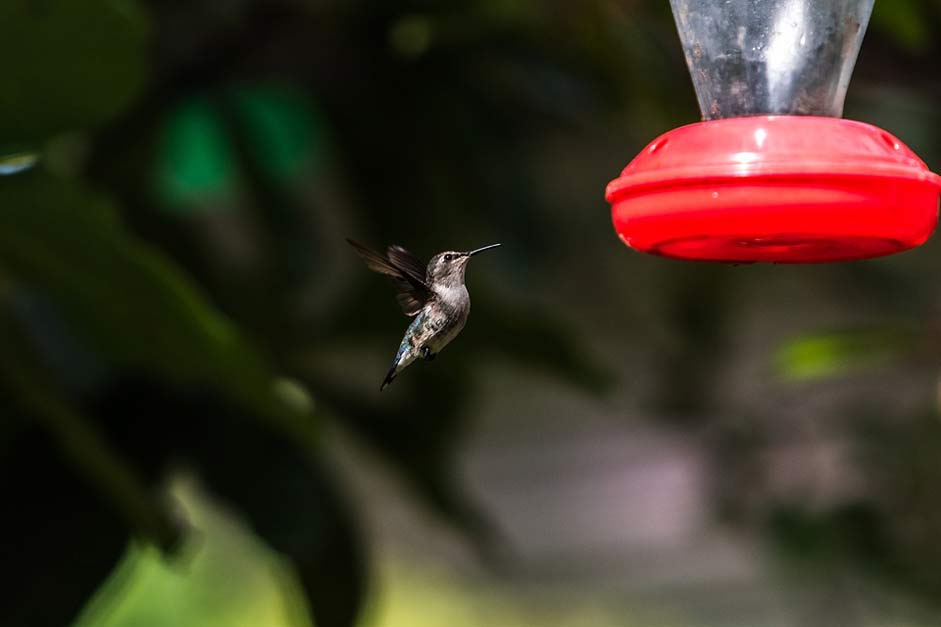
347 239 501 390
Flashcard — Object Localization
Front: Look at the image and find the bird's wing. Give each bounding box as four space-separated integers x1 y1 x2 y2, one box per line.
347 239 432 316
386 245 427 285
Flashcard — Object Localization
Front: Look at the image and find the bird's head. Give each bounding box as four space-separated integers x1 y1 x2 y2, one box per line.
426 244 501 287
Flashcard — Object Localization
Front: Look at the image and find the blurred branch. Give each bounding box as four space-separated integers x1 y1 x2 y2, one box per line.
0 307 180 551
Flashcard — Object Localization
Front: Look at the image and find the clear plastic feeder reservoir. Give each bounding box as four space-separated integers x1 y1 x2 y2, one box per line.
606 0 941 263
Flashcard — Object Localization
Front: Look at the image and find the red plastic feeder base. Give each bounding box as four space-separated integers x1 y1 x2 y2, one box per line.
606 116 941 263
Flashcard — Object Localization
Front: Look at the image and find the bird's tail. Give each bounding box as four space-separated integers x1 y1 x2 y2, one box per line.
380 363 398 391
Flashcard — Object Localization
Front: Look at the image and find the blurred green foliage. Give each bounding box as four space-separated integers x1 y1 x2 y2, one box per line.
871 0 932 50
155 86 327 212
77 479 313 627
156 98 240 211
0 1 612 624
0 0 147 144
775 327 917 380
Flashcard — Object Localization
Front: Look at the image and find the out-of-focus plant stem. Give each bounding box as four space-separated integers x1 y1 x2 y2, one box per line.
0 306 180 551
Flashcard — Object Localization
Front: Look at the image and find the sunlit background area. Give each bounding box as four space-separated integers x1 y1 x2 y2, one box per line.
4 1 941 626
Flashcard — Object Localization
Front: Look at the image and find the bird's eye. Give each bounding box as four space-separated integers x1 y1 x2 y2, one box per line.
443 254 453 262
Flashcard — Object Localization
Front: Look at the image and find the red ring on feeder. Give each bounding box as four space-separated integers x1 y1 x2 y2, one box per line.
606 116 941 263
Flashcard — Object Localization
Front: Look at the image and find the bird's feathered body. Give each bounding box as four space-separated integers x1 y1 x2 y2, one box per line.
390 289 469 375
346 239 499 390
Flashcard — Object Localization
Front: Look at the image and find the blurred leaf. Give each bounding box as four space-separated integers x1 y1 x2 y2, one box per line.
192 407 366 627
83 377 365 627
0 415 129 627
233 85 329 187
870 0 930 51
154 97 240 212
0 309 180 550
0 0 148 143
0 149 41 175
154 86 328 214
388 14 434 57
0 293 139 627
775 328 916 381
78 484 315 627
0 169 313 444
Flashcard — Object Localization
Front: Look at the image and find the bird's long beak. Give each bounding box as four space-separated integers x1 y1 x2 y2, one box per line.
467 243 502 257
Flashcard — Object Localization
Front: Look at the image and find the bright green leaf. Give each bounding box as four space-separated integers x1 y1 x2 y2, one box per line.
154 98 240 213
775 329 915 381
77 479 314 627
154 86 328 213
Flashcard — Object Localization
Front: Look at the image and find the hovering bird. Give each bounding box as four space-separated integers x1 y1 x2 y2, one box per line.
347 239 501 390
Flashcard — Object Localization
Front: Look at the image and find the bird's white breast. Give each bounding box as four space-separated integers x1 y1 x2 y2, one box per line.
426 284 470 353
433 284 469 306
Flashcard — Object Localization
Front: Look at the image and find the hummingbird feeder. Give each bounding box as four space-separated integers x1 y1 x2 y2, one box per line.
606 0 941 263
